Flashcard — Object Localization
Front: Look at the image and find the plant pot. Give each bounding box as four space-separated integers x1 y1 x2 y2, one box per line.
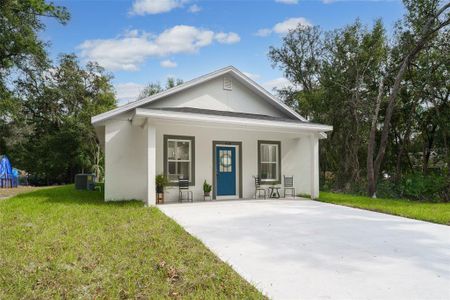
204 192 211 197
156 186 164 194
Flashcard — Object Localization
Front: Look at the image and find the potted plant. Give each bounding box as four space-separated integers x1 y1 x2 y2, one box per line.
203 180 212 197
155 174 169 194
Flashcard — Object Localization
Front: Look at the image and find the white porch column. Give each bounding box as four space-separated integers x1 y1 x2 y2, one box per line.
310 135 319 199
146 125 156 206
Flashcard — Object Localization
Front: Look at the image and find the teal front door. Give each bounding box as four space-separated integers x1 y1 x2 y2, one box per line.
216 146 236 196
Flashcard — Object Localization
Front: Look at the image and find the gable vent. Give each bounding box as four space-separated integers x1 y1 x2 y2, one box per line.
223 76 232 90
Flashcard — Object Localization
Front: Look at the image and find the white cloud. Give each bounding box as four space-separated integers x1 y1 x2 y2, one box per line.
255 17 312 37
263 77 293 92
78 26 240 71
160 59 177 68
275 0 298 4
243 72 260 80
130 0 187 15
255 28 272 37
156 26 214 52
188 4 201 13
273 17 312 34
115 82 145 105
214 32 240 44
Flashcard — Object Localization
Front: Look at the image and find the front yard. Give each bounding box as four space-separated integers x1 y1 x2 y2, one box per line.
318 192 450 225
0 186 264 299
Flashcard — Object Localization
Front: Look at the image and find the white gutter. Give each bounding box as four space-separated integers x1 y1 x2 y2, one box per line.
133 108 333 133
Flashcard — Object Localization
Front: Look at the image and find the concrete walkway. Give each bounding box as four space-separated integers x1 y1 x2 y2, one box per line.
160 199 450 300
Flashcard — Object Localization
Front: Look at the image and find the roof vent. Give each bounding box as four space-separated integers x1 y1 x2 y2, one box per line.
223 76 232 90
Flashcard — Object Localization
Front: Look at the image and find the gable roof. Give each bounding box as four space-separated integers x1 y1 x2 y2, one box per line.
91 66 308 125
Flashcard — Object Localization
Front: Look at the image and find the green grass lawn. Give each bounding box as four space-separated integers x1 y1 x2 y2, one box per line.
0 186 264 299
318 192 450 225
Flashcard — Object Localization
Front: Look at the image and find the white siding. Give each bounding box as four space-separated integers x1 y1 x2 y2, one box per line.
143 75 291 118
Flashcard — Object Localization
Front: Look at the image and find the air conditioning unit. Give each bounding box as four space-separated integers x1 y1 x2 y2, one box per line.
75 174 96 191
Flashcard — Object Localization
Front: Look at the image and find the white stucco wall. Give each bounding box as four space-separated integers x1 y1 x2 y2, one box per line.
104 117 147 201
143 75 291 119
104 118 320 203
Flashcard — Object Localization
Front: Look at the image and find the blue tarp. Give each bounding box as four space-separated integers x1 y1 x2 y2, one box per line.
0 155 18 188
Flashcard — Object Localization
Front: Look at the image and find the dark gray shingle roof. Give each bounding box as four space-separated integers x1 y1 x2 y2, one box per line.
152 107 305 123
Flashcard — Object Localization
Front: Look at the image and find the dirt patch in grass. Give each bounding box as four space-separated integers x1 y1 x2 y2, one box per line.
0 186 52 200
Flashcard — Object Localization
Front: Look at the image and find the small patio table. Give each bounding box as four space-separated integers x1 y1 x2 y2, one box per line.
268 186 281 199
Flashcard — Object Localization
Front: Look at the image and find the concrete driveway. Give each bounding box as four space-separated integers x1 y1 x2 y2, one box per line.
159 199 450 300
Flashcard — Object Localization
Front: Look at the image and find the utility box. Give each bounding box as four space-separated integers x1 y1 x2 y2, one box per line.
75 174 96 191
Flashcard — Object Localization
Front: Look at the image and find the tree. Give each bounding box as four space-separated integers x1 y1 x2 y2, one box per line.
12 54 116 184
138 77 184 100
268 0 449 200
367 0 450 197
0 0 69 154
269 20 388 190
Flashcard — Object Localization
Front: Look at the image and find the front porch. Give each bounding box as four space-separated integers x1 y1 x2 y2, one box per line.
134 109 324 206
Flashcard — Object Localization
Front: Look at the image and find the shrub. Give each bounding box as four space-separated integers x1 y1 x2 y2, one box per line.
376 179 401 199
399 173 448 202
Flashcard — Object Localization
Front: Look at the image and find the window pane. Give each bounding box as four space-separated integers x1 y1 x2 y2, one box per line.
167 141 176 160
219 150 233 173
261 163 278 180
177 162 190 180
168 161 191 181
261 144 269 162
270 163 277 180
176 141 190 160
261 163 271 180
271 145 278 162
168 161 177 181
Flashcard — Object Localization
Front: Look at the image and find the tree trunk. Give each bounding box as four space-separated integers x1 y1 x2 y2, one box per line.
422 124 437 174
367 79 384 197
395 95 417 182
395 126 413 183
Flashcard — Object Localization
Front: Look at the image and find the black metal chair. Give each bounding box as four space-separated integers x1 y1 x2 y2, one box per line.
283 175 295 199
178 177 193 202
254 176 266 199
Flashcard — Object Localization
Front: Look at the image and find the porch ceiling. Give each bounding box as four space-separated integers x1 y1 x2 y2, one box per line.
131 108 333 135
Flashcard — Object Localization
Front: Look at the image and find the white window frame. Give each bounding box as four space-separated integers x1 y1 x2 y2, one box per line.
258 141 281 184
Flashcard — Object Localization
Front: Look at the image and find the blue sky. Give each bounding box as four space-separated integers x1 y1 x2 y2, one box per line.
43 0 404 105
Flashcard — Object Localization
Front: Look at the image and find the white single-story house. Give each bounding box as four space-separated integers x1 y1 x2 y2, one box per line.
91 66 332 205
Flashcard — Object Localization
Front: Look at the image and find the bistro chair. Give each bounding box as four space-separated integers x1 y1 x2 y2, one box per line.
254 176 266 199
178 177 193 202
283 175 295 199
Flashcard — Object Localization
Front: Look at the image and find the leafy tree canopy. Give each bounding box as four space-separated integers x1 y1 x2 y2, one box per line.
138 77 184 100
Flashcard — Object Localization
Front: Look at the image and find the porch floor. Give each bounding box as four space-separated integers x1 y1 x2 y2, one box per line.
158 196 303 205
